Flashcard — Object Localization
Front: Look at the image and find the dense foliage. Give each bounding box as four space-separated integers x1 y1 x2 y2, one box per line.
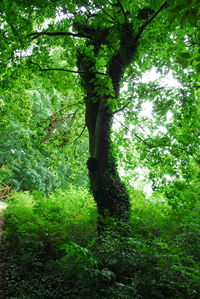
0 0 199 297
2 189 200 298
0 0 199 198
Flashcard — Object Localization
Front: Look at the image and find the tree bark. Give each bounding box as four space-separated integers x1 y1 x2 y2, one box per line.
87 100 130 219
77 23 136 221
77 64 130 220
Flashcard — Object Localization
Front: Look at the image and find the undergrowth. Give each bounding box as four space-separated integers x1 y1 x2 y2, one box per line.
2 187 200 298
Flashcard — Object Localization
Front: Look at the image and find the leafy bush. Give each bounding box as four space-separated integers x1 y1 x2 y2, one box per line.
3 188 200 298
4 188 96 255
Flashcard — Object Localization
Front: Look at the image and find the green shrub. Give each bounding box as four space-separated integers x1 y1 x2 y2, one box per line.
3 188 200 298
4 188 97 255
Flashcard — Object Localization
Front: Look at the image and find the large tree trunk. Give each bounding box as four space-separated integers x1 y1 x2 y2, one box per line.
77 24 136 221
77 64 130 220
86 99 130 219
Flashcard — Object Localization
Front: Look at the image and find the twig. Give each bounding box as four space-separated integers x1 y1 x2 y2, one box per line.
116 0 128 25
138 124 151 138
149 144 200 165
0 182 11 200
114 116 150 147
33 101 84 122
134 1 168 43
90 0 120 25
73 125 87 143
114 116 200 165
111 96 133 114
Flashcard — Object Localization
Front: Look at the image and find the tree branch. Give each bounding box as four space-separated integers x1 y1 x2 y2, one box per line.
29 61 109 76
73 125 87 143
138 123 151 138
28 31 90 40
114 116 200 165
90 0 121 25
149 144 200 165
111 96 133 114
134 1 168 43
116 0 128 25
114 116 150 147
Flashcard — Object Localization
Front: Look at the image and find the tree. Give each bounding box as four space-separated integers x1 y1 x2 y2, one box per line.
1 0 199 220
0 65 88 192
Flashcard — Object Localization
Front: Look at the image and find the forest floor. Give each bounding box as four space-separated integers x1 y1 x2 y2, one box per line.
0 201 8 299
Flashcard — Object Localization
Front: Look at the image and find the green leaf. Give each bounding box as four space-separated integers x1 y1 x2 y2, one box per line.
195 63 200 73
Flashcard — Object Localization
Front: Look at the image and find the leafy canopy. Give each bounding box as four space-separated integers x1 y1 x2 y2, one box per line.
0 0 199 197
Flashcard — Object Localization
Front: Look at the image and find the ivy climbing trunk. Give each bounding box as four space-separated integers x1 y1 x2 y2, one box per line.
77 22 137 221
86 99 130 219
